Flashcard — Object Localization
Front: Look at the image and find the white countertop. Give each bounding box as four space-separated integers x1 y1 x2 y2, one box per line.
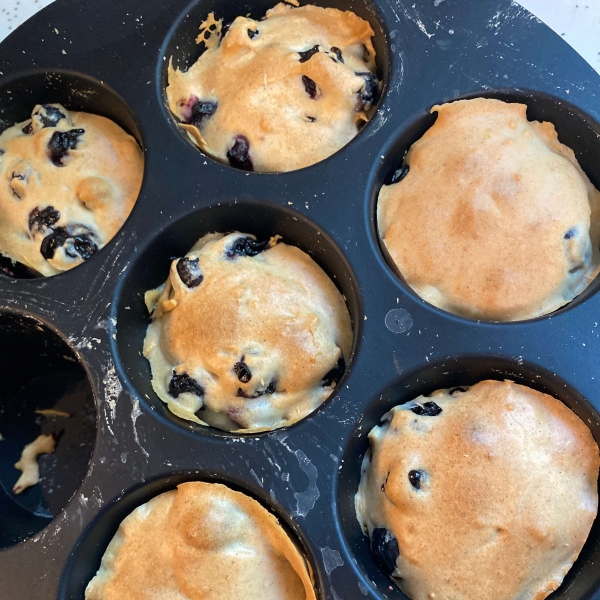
0 0 599 74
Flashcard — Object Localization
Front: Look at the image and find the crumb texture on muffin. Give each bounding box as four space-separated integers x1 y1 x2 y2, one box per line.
143 232 352 432
355 379 599 600
166 2 378 172
85 481 317 600
0 103 143 276
377 97 600 321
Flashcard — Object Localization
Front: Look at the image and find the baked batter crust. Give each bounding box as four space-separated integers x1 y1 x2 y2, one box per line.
167 3 378 172
356 380 599 600
86 481 317 600
0 104 143 276
143 232 352 432
377 98 600 320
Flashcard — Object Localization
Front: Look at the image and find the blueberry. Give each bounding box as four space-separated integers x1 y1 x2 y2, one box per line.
410 401 442 416
391 165 409 184
370 528 399 575
408 470 424 490
355 72 379 110
302 75 319 99
21 122 33 135
321 355 346 387
226 236 269 258
227 135 253 171
247 28 259 39
40 227 69 260
448 386 467 395
564 228 577 240
168 372 204 398
29 206 60 232
330 46 344 63
186 99 217 128
237 380 276 399
298 45 320 63
234 361 252 383
71 234 98 260
34 104 66 128
176 257 203 288
48 129 84 166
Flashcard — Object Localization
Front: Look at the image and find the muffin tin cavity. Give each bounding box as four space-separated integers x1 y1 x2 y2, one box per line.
0 311 96 549
0 69 145 279
157 0 390 169
367 88 600 322
336 355 600 599
112 199 362 436
58 471 320 599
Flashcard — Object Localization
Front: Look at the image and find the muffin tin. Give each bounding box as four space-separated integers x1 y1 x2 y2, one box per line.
0 0 599 598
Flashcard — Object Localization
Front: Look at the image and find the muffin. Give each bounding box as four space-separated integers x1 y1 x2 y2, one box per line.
0 103 143 276
166 2 378 172
85 481 317 600
355 380 599 600
143 232 352 432
377 98 600 321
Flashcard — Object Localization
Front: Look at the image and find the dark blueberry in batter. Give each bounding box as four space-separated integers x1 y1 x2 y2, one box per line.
370 528 399 575
21 122 33 135
391 165 409 184
72 234 98 260
302 75 319 99
410 401 442 416
176 257 203 288
227 135 253 171
298 45 320 63
330 46 344 63
29 206 60 232
564 227 577 240
34 104 67 128
247 28 259 39
321 355 346 387
408 470 424 490
234 361 252 383
40 227 69 259
237 380 276 398
48 128 84 166
448 386 468 395
226 236 269 258
188 100 217 128
355 71 379 110
168 372 204 398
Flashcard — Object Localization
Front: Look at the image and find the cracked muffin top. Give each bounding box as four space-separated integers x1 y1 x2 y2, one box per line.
0 103 143 277
166 2 378 172
377 98 600 321
143 232 352 432
356 380 599 600
85 481 317 600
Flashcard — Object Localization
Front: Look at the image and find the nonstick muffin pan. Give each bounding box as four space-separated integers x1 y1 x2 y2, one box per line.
0 0 599 598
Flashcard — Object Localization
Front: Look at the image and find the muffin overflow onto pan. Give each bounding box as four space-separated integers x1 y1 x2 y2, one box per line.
0 0 599 600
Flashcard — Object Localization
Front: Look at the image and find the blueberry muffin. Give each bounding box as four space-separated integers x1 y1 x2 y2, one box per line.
356 380 599 600
143 232 352 432
166 2 378 172
377 98 600 321
0 104 143 276
85 481 317 599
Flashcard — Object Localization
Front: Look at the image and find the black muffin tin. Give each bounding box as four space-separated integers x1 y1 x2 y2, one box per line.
1 0 600 598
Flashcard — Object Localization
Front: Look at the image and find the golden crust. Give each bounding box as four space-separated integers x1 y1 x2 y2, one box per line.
85 482 317 600
166 3 377 172
0 103 143 276
143 232 352 431
377 98 600 321
356 380 599 600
